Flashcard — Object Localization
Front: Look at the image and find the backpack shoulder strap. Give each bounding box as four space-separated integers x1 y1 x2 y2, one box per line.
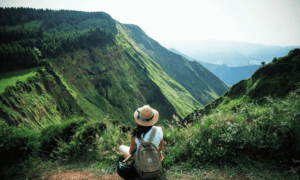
137 126 157 143
149 126 157 143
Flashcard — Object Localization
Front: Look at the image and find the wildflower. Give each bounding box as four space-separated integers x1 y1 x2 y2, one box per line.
208 139 211 144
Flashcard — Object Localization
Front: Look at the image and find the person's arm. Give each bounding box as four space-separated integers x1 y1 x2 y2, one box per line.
157 126 164 161
129 134 136 155
157 126 164 151
158 138 164 151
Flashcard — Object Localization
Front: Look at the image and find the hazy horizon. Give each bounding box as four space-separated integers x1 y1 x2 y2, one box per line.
1 0 300 47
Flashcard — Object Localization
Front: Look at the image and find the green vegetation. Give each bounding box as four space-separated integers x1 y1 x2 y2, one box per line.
118 23 229 106
0 7 116 72
0 67 38 93
1 87 299 179
0 65 84 130
1 7 300 180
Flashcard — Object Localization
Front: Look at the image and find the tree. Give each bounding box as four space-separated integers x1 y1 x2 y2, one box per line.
30 48 39 66
24 47 33 67
33 47 42 57
41 43 48 58
261 61 265 66
38 27 44 39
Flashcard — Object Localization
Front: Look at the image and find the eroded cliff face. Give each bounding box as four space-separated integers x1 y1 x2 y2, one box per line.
0 64 84 130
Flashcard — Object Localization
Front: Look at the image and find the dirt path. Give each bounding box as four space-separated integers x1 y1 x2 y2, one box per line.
31 165 199 180
42 170 123 180
39 170 200 180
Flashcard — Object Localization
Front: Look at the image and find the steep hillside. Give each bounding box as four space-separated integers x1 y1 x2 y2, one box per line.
1 8 300 180
182 48 300 126
0 65 84 130
0 8 206 130
117 24 229 106
169 48 261 87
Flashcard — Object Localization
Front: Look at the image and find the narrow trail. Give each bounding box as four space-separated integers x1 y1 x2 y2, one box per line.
22 161 254 180
34 169 205 180
41 170 123 180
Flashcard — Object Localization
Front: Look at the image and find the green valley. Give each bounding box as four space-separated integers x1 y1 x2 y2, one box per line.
0 7 299 180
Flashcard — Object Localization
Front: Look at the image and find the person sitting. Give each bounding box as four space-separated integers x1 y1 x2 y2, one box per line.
119 105 164 163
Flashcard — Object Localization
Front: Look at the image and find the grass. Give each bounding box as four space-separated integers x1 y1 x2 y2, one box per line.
1 85 300 179
0 67 38 93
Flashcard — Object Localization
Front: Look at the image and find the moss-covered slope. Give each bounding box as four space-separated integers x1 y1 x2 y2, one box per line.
118 23 229 106
182 48 300 126
1 8 229 130
0 13 204 128
0 65 84 131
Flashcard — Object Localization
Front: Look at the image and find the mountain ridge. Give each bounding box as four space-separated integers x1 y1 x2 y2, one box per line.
181 48 300 126
169 48 262 87
119 23 228 106
162 40 300 66
0 7 228 130
1 8 300 180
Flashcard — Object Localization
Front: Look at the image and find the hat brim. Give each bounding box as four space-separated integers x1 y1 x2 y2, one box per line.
134 107 159 126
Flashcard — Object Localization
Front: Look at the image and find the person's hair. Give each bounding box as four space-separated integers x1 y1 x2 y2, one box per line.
130 124 153 139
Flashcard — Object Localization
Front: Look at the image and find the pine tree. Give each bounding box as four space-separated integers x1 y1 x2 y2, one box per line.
38 27 44 39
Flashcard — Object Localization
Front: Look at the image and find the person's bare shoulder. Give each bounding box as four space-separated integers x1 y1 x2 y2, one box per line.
156 126 164 130
129 134 136 138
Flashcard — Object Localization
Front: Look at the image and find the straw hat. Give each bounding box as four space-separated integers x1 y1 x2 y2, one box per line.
134 105 159 126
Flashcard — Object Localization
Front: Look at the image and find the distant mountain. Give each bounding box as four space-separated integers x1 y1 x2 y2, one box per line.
120 24 229 107
169 48 261 87
181 48 300 126
162 40 300 66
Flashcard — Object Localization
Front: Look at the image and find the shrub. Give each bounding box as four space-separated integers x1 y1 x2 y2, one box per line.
0 124 40 167
37 117 88 160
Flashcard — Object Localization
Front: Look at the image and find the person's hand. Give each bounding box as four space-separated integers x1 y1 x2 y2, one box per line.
160 151 164 161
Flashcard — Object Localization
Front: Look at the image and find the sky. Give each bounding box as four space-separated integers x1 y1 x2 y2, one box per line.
1 0 300 47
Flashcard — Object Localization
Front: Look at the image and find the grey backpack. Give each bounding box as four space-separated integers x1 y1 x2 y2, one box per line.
134 126 162 179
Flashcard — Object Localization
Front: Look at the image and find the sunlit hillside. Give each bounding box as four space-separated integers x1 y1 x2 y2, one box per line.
0 7 299 180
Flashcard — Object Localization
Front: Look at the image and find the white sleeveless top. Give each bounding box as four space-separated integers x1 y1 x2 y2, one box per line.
134 126 163 155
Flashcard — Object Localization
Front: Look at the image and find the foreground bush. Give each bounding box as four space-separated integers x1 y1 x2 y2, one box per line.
162 89 300 169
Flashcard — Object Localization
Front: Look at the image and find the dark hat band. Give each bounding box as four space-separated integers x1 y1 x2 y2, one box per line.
137 110 154 122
